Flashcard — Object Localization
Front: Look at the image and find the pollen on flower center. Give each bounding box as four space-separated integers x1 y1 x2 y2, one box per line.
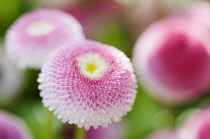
86 63 98 73
77 52 108 79
26 20 56 36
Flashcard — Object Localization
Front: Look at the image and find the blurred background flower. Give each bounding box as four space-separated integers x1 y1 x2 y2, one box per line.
0 111 32 139
133 17 210 105
5 9 84 69
179 107 210 139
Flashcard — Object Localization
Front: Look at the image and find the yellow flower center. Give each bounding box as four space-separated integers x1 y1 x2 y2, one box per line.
77 52 108 79
86 63 98 74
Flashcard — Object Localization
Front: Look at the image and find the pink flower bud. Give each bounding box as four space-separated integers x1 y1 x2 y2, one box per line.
179 107 210 139
0 111 32 139
133 17 210 104
38 40 137 130
5 9 85 69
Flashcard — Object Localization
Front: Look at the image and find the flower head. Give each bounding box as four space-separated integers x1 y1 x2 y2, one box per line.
179 107 210 139
133 17 210 104
0 111 32 139
38 40 137 130
5 9 85 69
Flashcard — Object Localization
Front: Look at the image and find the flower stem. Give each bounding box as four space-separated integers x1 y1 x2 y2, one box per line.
75 127 86 139
43 107 54 139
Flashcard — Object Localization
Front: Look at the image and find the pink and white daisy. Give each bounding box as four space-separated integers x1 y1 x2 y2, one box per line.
133 17 210 105
0 111 32 139
38 40 137 130
5 9 85 69
179 107 210 139
147 129 178 139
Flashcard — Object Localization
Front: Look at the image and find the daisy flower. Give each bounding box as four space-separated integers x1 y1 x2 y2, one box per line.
5 9 85 69
38 40 137 130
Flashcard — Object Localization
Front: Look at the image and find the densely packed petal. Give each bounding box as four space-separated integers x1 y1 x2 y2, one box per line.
5 9 85 69
38 40 137 130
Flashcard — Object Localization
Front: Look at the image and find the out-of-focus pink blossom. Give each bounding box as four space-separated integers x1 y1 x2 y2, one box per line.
0 111 32 139
38 40 137 130
147 129 178 139
6 9 85 69
179 107 210 139
133 17 210 105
